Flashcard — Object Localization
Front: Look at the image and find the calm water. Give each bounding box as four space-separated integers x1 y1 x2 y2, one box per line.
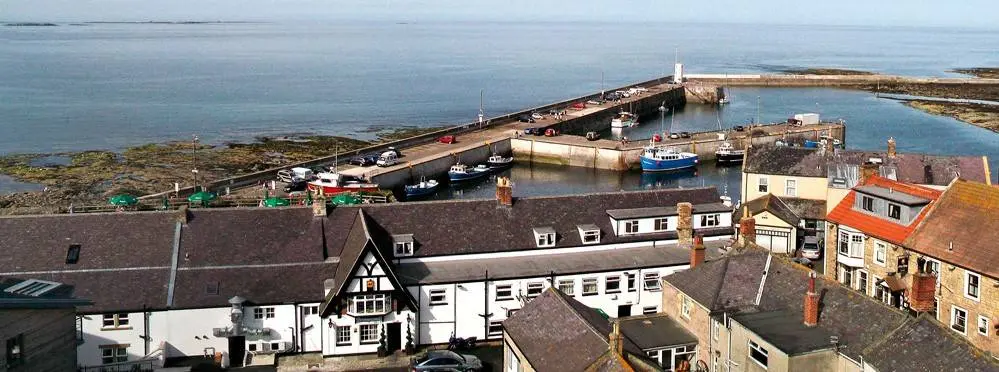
2 22 998 194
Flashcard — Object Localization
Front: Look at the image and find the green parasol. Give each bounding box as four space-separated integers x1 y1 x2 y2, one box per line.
330 193 361 206
262 197 291 207
187 191 218 204
108 194 138 206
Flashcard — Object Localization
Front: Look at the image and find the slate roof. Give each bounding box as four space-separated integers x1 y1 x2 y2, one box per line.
731 310 837 355
744 145 990 186
662 252 769 312
178 208 330 266
780 197 826 221
20 269 172 313
618 314 698 350
355 187 724 257
740 194 801 227
904 179 999 278
827 176 942 245
504 288 646 372
172 263 336 309
606 203 733 220
862 315 999 372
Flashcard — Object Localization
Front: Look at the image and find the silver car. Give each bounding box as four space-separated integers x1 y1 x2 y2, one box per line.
411 350 482 372
801 236 823 260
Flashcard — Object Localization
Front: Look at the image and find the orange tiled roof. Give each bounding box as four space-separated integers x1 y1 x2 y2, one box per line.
827 176 942 245
904 179 999 278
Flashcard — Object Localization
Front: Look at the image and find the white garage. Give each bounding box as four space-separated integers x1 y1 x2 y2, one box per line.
756 228 794 254
739 194 802 255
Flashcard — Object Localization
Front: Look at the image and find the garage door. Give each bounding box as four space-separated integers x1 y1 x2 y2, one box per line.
756 229 792 254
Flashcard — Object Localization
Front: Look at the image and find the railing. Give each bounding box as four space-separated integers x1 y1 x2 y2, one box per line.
78 359 156 372
65 192 391 214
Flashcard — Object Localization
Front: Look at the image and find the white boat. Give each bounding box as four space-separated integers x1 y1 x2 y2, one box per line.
715 142 745 163
610 112 638 129
308 172 379 195
487 154 514 169
718 97 730 104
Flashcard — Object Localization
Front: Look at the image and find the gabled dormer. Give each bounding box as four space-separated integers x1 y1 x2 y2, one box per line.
533 227 556 248
392 234 414 257
577 224 601 245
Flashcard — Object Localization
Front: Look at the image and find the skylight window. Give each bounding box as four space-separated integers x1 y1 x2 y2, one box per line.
4 279 61 297
66 244 81 265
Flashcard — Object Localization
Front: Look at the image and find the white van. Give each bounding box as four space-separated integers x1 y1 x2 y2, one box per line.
376 152 398 167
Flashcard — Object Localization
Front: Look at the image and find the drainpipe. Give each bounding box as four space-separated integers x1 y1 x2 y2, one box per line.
144 307 151 356
294 305 302 352
726 312 732 372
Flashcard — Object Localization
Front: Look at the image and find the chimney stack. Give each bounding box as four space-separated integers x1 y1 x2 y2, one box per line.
860 161 880 183
609 320 624 355
677 202 693 248
496 177 513 207
690 234 706 269
803 272 820 327
312 196 327 217
908 258 937 312
823 137 835 156
176 205 190 225
738 207 756 245
887 137 897 159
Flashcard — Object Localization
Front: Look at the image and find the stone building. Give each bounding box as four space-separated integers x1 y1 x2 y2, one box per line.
0 278 90 372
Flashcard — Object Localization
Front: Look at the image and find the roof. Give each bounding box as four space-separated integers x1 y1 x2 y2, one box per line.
662 251 770 312
355 187 725 257
0 278 92 309
862 314 999 372
732 310 837 355
779 198 826 221
178 208 331 266
618 314 698 350
827 176 942 245
606 203 733 220
904 179 999 278
740 194 801 227
396 238 730 285
744 144 989 186
171 263 336 308
853 185 931 205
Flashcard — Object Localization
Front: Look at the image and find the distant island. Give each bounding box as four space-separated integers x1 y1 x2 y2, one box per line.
84 21 258 25
4 22 58 27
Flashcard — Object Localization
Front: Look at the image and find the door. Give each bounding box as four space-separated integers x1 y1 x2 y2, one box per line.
228 336 246 367
618 304 631 317
756 229 791 254
386 322 402 352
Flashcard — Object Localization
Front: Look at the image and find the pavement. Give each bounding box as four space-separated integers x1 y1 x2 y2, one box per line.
277 344 502 372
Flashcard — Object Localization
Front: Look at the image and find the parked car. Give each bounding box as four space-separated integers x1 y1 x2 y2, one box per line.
792 257 813 268
544 128 559 137
284 179 308 193
349 155 378 166
411 350 483 372
668 133 680 139
679 131 691 139
438 135 456 144
604 92 622 101
585 131 600 141
586 100 602 106
523 127 539 136
276 167 314 183
376 151 399 167
800 236 823 260
385 146 402 157
733 125 746 132
518 114 535 123
531 112 544 120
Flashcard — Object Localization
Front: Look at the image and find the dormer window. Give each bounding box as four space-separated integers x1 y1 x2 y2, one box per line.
577 224 601 245
861 195 875 212
533 227 556 248
887 203 902 220
392 234 414 257
624 220 639 234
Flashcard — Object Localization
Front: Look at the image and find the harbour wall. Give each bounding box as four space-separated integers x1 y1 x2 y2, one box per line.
547 85 687 135
366 140 512 191
685 74 999 87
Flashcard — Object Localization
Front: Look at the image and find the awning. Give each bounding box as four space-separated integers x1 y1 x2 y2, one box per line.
879 275 906 292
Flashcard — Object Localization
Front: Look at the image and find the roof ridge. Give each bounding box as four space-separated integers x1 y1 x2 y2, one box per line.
354 186 719 209
708 256 733 310
550 288 609 346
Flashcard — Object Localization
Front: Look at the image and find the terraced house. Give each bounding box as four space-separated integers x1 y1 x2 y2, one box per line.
0 180 735 369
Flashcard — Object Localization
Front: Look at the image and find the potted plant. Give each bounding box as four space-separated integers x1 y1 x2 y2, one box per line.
376 324 388 357
405 321 415 355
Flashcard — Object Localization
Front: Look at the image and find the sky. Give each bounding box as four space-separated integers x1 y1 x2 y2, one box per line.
2 0 996 29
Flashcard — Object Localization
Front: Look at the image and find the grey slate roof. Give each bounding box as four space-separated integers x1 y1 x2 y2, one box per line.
779 197 826 221
740 194 801 227
732 310 837 355
862 315 999 372
662 252 769 312
619 314 698 350
355 187 725 257
744 145 989 186
178 208 331 266
21 269 171 313
172 263 336 309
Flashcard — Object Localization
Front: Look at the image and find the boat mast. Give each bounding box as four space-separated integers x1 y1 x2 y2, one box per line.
478 89 484 126
756 96 761 124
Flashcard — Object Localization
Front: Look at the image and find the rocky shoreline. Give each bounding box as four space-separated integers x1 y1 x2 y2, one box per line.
904 100 999 133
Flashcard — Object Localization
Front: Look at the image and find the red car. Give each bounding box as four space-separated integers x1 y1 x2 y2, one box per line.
438 135 456 144
571 102 586 110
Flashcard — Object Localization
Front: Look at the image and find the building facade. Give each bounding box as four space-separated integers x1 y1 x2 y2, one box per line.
0 278 91 372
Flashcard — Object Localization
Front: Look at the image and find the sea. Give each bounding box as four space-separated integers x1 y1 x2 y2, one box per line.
2 21 998 196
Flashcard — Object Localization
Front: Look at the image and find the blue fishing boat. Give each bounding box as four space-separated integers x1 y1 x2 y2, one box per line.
405 178 439 198
640 146 699 172
448 163 491 182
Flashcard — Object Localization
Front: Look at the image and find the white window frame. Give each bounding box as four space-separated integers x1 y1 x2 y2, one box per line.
838 231 864 259
700 214 720 227
979 316 990 337
358 324 379 344
748 340 769 368
653 217 669 232
428 288 447 306
101 345 128 364
605 275 622 294
643 273 662 291
887 202 902 220
758 177 768 193
680 296 692 319
582 278 598 296
349 294 390 315
874 242 886 266
624 220 640 234
525 282 544 299
626 273 637 292
965 271 981 302
394 242 413 257
952 306 968 335
488 321 503 338
856 270 869 296
580 229 600 244
643 306 658 315
535 232 555 248
495 284 513 301
557 279 574 296
335 326 351 345
785 179 797 197
101 313 130 329
712 319 720 341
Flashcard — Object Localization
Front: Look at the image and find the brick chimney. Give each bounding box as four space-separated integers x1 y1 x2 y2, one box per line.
738 207 756 245
823 137 835 156
908 258 937 312
860 161 880 183
496 177 514 207
804 272 820 327
887 137 897 159
608 320 624 355
312 196 327 217
690 234 706 269
677 202 693 248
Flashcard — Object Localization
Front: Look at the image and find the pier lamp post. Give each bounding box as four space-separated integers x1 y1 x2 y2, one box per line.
659 102 667 134
192 134 200 191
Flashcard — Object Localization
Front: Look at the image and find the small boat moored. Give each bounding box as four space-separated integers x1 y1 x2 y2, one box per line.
448 163 492 182
487 154 514 169
405 178 439 198
715 142 745 163
610 112 638 129
640 145 699 172
308 172 380 196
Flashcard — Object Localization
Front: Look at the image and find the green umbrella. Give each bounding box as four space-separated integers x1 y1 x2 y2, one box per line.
595 308 610 320
108 194 138 207
262 197 291 208
187 191 218 203
330 194 361 206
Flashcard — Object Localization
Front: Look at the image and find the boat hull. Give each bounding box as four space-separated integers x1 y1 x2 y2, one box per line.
715 151 745 163
488 160 513 169
448 170 490 182
308 184 379 195
405 185 438 198
640 155 699 172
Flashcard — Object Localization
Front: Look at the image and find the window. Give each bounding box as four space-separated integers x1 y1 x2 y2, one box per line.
582 278 598 296
712 320 720 341
5 334 23 368
534 228 556 247
252 307 275 319
887 203 902 220
359 324 379 344
303 306 319 316
66 244 81 264
748 340 768 368
626 273 636 292
488 321 503 337
605 276 621 294
785 179 797 197
643 306 658 315
654 217 669 232
394 242 413 257
526 282 544 299
557 279 575 296
966 272 981 301
581 230 600 244
624 220 639 234
508 347 521 372
205 281 220 295
874 242 886 265
350 294 390 315
336 326 351 345
839 265 854 287
857 270 869 296
758 177 768 193
248 343 258 352
496 284 513 301
429 289 447 306
101 345 128 364
875 279 891 304
102 313 130 329
979 316 991 336
700 214 720 227
838 231 864 258
861 195 875 212
270 342 280 351
952 307 968 335
680 296 692 319
644 273 661 291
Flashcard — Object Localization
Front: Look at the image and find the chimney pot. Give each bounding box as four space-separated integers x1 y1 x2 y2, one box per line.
804 272 820 327
496 177 514 207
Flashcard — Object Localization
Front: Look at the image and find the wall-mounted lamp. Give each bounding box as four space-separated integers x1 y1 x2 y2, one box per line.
327 319 333 328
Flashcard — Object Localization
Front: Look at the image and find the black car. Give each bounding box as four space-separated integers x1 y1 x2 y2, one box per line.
518 114 535 123
733 125 746 132
284 179 308 193
349 155 378 166
679 131 691 139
